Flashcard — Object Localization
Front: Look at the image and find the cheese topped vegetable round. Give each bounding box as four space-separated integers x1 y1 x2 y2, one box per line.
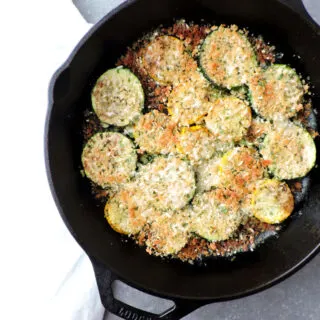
81 132 137 188
92 67 144 126
249 65 304 120
191 188 241 241
251 179 294 224
260 121 316 179
200 25 257 89
133 110 178 154
135 156 196 211
205 96 252 142
142 35 196 85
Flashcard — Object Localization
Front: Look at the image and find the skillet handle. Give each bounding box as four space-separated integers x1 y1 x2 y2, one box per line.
277 0 315 25
90 257 203 320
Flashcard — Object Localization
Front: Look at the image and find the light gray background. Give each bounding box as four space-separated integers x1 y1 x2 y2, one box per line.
71 1 320 319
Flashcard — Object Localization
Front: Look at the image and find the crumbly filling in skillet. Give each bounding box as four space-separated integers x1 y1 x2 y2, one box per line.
81 20 317 262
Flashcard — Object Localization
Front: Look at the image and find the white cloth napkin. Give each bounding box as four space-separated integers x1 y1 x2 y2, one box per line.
0 1 105 319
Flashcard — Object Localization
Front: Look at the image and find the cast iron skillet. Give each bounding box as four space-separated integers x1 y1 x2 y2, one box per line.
45 0 320 318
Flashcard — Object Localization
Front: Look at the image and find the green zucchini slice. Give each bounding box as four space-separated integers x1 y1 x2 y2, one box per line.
81 132 137 188
260 121 316 180
142 35 197 85
191 188 241 241
199 26 257 89
248 64 304 120
92 67 144 126
145 210 191 256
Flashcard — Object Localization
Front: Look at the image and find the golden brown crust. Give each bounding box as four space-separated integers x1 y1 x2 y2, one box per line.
219 147 265 196
200 25 257 88
105 186 146 235
167 72 213 126
191 188 241 241
142 35 197 85
81 132 137 188
249 66 304 120
205 96 252 142
133 110 178 154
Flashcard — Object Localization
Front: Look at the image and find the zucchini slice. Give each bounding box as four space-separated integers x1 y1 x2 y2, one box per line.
177 126 216 164
133 110 177 154
91 67 144 126
191 188 241 241
219 147 265 195
195 157 222 192
205 96 252 142
135 156 196 211
248 65 304 120
260 121 316 180
167 72 214 126
81 132 137 188
251 179 294 224
105 185 146 235
199 26 257 89
145 210 191 256
142 35 197 85
177 126 233 165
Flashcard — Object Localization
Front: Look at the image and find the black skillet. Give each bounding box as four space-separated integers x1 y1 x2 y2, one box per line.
45 0 320 319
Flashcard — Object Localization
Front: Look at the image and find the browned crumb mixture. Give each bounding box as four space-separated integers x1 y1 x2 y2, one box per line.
162 21 211 54
83 110 104 143
250 35 276 66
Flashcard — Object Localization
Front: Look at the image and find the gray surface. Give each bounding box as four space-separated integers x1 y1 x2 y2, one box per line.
303 0 320 25
71 1 320 319
73 0 320 25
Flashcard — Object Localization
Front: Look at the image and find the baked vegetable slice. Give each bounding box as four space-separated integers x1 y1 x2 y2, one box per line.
105 185 146 235
167 72 214 126
91 67 144 126
145 210 191 256
251 179 294 224
81 132 137 188
199 25 257 89
135 156 196 211
133 110 178 154
205 96 252 142
142 35 196 85
248 65 304 120
219 147 265 196
260 121 316 180
191 188 241 241
177 126 233 165
195 157 222 192
177 126 217 164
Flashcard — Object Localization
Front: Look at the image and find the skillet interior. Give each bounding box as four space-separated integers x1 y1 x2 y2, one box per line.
46 0 320 300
